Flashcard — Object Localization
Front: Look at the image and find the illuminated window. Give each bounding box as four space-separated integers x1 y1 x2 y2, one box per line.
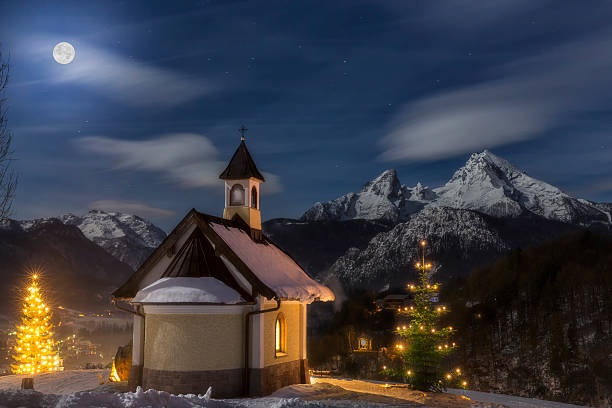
275 313 286 355
229 184 245 206
251 186 258 209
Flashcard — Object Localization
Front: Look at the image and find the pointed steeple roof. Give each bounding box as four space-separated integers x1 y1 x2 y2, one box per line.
219 140 265 181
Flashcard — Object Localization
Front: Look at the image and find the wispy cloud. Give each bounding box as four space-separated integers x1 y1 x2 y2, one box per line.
381 33 612 161
88 200 175 218
58 45 211 107
77 133 283 192
24 37 212 107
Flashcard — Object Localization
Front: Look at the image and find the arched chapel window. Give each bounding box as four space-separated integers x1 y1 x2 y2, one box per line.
230 184 245 206
275 313 287 355
251 186 258 209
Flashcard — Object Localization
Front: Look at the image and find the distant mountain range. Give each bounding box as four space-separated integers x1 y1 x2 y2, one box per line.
268 150 611 291
20 210 166 270
302 150 611 226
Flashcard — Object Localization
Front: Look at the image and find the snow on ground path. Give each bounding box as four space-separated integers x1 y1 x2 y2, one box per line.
311 376 472 407
0 369 108 394
272 382 421 406
312 376 585 408
446 389 585 408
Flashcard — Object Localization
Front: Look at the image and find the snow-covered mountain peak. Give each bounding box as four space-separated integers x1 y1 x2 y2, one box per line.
471 149 519 171
64 209 165 248
300 169 420 223
433 151 610 224
360 169 401 198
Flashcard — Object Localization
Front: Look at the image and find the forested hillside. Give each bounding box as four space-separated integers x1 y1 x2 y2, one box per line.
444 231 612 406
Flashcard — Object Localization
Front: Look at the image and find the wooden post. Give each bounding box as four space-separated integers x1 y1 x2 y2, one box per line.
21 378 34 390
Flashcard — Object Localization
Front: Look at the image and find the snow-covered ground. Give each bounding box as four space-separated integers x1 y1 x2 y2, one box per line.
0 371 403 407
311 377 585 408
0 369 109 395
447 389 585 408
0 370 587 408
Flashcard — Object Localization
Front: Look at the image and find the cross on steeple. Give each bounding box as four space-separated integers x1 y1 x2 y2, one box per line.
239 125 248 141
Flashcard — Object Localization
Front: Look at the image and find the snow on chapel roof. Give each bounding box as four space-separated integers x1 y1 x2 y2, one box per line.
132 277 245 304
209 221 335 303
113 210 335 303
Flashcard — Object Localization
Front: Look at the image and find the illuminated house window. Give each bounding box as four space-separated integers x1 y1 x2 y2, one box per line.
275 313 286 355
229 184 245 206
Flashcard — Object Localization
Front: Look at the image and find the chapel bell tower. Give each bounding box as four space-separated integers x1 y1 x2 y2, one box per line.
219 126 265 238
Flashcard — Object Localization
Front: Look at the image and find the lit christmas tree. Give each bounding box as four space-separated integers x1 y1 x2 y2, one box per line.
384 240 466 391
11 273 62 374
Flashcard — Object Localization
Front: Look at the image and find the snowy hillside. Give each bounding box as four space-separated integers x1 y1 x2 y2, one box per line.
300 169 433 223
328 207 509 289
20 210 167 270
301 150 612 227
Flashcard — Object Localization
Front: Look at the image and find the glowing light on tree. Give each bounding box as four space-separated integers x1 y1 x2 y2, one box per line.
11 273 62 374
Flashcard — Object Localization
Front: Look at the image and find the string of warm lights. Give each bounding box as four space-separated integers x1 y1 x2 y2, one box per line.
11 273 62 375
382 240 468 390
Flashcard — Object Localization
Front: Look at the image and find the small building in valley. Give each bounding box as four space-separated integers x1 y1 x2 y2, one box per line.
112 135 334 397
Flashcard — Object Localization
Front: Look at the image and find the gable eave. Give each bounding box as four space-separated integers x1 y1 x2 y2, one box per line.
112 209 200 300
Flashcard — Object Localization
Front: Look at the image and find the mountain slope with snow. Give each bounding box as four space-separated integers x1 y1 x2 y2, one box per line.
301 150 612 228
325 206 580 290
21 210 167 270
328 206 509 289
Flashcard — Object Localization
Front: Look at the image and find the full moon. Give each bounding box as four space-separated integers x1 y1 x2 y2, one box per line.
53 42 75 64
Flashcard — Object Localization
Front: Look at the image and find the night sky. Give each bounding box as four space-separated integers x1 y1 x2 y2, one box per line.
2 1 612 231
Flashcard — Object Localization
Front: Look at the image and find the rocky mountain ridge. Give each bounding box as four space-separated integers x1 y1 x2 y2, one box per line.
300 169 433 224
301 150 612 227
19 210 167 270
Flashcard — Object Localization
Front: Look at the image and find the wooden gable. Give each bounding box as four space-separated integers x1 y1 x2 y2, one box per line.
113 209 275 300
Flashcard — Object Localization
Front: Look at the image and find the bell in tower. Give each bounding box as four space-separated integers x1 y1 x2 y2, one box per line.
219 126 265 240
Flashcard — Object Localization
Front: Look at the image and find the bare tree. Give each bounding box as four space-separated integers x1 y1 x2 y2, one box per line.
0 51 17 221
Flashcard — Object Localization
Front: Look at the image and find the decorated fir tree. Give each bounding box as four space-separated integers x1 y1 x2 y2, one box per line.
11 273 62 374
384 240 466 391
